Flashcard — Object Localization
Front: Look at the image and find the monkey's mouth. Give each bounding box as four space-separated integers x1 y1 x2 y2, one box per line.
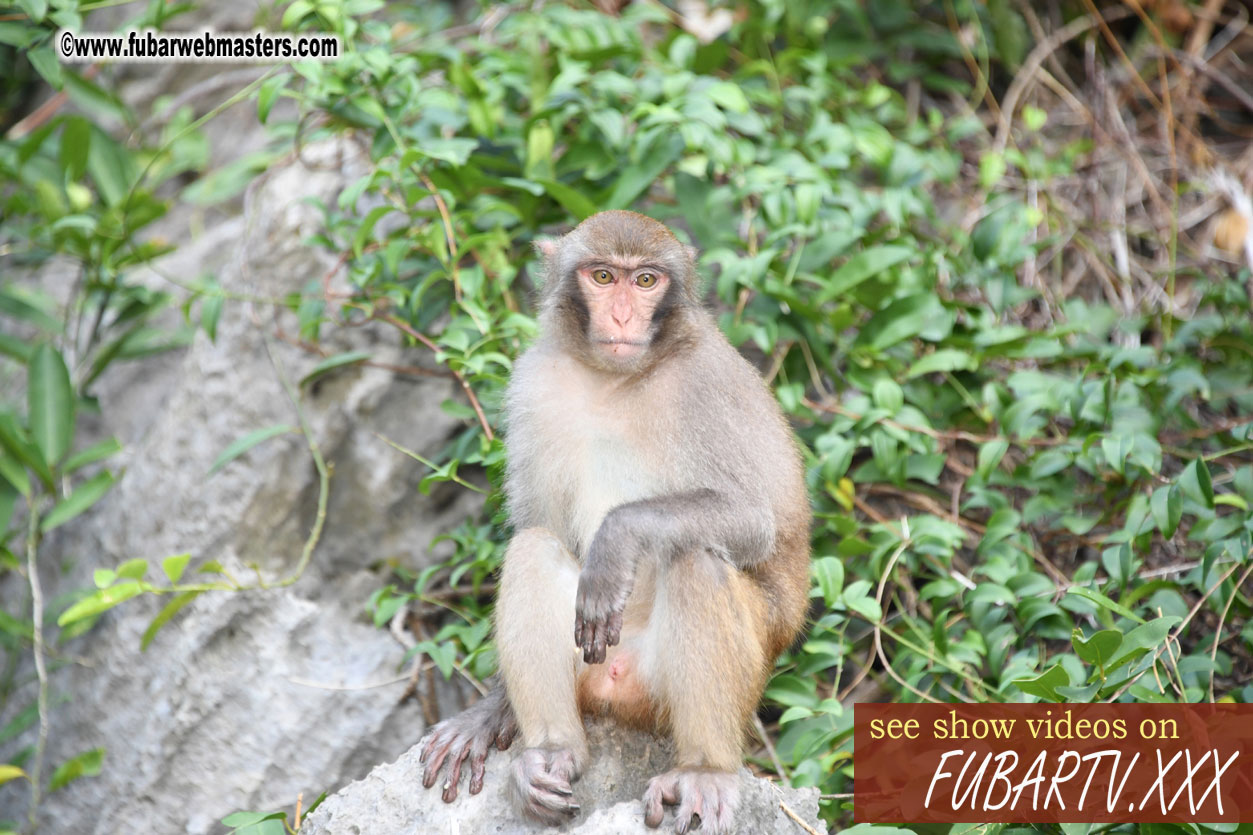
596 337 648 358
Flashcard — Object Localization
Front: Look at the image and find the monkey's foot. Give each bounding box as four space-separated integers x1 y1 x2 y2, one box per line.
418 688 517 802
642 769 739 835
510 747 581 825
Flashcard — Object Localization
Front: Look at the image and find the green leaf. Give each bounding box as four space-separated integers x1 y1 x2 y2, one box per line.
1106 616 1181 672
85 123 137 205
62 437 121 473
28 344 74 469
48 748 104 792
906 348 976 379
764 673 817 708
40 470 115 532
208 425 295 476
280 0 315 29
1179 459 1214 508
200 292 223 342
141 590 202 650
1214 492 1249 511
606 133 684 210
257 73 289 123
534 178 598 221
56 580 146 626
116 558 147 581
299 351 371 387
816 245 913 302
706 80 750 113
60 118 92 183
0 764 26 786
524 120 555 181
1065 586 1144 624
979 151 1007 189
843 580 882 623
976 438 1009 480
27 45 59 88
0 413 52 489
871 379 903 414
1071 628 1123 668
1021 105 1047 131
17 0 47 22
1150 485 1182 539
353 205 394 257
1012 663 1069 701
162 554 191 584
413 639 457 679
858 293 948 352
0 478 14 536
811 556 844 606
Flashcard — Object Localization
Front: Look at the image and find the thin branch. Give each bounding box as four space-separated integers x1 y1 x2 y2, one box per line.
1208 562 1253 701
779 801 821 835
994 7 1133 152
24 495 48 834
376 312 495 442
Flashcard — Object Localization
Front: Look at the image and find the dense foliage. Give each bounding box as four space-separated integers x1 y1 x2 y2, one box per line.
1 1 1251 832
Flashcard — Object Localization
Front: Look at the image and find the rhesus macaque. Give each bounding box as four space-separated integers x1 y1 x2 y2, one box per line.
420 211 811 834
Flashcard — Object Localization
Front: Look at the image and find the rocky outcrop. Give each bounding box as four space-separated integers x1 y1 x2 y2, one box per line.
1 136 482 834
304 722 829 835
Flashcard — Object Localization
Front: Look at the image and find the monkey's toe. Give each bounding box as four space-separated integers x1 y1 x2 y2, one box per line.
511 747 581 825
642 769 738 835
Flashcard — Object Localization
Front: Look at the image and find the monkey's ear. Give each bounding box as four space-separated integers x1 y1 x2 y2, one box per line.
533 237 558 258
685 244 700 263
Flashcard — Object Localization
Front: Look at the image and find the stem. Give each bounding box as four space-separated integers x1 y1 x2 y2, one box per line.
25 494 48 833
260 333 331 589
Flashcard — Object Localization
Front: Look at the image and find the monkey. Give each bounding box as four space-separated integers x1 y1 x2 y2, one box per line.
419 210 811 834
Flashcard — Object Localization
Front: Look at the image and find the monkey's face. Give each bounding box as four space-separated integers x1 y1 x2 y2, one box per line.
537 211 698 374
574 261 670 365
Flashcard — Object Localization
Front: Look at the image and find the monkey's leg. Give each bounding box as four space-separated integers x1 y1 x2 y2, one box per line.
642 549 769 835
495 527 587 824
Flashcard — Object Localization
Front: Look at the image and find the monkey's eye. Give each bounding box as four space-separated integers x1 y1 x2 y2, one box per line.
592 269 613 285
636 272 657 288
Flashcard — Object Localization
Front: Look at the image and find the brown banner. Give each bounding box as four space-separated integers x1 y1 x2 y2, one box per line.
854 703 1253 823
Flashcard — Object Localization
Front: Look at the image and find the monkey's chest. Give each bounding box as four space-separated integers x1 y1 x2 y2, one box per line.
562 428 657 558
524 398 664 558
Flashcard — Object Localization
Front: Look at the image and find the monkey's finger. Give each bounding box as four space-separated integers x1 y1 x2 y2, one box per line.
467 735 490 795
496 720 518 750
529 789 580 817
697 784 721 832
606 610 624 647
643 786 666 828
530 770 575 797
441 743 472 803
585 625 606 664
643 775 679 828
469 753 486 795
675 790 703 835
581 621 599 663
709 797 734 835
574 613 585 649
422 738 455 788
418 727 441 763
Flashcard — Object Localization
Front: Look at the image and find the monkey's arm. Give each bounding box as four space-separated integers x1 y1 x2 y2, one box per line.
574 487 774 663
419 681 517 801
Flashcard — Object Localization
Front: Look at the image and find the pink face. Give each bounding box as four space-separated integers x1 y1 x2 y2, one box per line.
578 264 669 360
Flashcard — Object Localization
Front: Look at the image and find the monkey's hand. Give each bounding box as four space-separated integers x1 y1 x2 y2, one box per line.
643 769 740 835
574 559 631 664
418 685 517 802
